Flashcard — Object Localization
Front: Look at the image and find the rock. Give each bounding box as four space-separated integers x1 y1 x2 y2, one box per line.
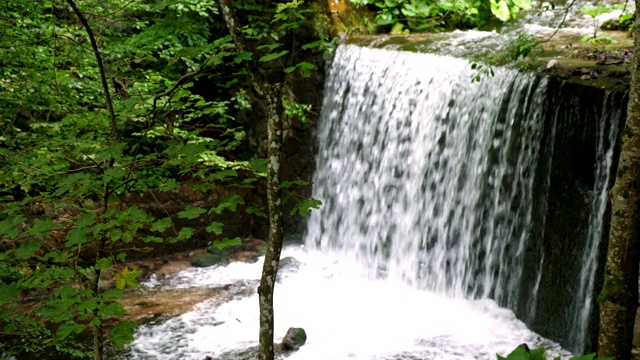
190 253 224 267
581 74 592 80
556 69 572 79
281 327 307 351
546 59 560 69
277 257 303 283
232 250 259 263
279 257 302 270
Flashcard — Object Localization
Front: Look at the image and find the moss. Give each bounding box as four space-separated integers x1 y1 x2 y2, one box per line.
190 253 224 268
598 276 627 304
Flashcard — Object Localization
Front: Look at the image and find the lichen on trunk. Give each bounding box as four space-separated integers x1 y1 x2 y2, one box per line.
217 2 285 359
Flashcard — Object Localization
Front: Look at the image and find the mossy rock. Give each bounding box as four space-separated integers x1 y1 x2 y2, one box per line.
191 253 225 268
282 327 307 351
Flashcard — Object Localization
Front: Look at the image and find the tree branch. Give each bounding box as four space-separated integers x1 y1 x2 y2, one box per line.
66 0 118 139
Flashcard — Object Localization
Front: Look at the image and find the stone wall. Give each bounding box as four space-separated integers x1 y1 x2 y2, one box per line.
516 77 627 353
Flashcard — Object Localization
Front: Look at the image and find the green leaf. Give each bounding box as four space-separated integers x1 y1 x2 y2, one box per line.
375 11 394 25
206 222 224 235
96 257 113 270
511 0 532 10
0 215 26 239
529 348 546 360
159 179 180 192
77 298 99 314
143 235 164 243
212 237 242 250
98 301 126 318
302 40 323 50
211 195 245 214
290 198 322 216
505 347 529 360
490 0 511 21
15 241 41 259
178 227 194 240
76 212 97 229
284 66 297 73
65 228 91 247
178 205 207 219
151 217 173 232
296 62 316 77
246 206 267 218
0 283 20 305
26 218 53 237
101 289 124 300
55 322 84 342
280 180 312 189
256 43 281 51
569 354 598 360
55 285 76 299
109 320 137 350
249 158 267 175
259 50 289 63
234 51 253 63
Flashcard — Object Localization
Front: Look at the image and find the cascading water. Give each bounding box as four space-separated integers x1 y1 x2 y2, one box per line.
114 44 625 360
307 44 549 305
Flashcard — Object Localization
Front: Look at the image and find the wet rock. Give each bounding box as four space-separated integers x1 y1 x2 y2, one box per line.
232 250 259 263
279 257 302 270
191 252 225 268
277 257 303 282
546 59 560 69
281 327 307 351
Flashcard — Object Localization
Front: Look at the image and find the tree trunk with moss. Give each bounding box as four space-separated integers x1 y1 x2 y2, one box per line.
597 5 640 359
218 2 285 360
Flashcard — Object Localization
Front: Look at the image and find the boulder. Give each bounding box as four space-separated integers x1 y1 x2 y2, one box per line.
277 257 303 283
190 253 224 268
281 327 307 351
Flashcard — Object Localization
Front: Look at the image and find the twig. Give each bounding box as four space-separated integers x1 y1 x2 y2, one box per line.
66 0 118 139
152 54 214 113
543 0 578 43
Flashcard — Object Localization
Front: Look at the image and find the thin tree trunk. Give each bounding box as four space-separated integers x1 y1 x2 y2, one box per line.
65 2 119 359
597 3 640 358
218 2 285 359
257 82 284 360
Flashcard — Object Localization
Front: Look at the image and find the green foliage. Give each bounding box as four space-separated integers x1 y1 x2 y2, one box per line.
283 97 314 123
212 237 243 250
112 267 143 290
580 33 617 45
0 0 324 357
0 0 268 357
350 0 532 31
578 4 629 40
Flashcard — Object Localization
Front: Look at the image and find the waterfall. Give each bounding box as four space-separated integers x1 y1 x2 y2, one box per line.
112 43 626 360
305 44 624 353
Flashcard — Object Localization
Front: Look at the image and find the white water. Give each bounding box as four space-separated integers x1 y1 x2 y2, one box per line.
119 247 568 360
